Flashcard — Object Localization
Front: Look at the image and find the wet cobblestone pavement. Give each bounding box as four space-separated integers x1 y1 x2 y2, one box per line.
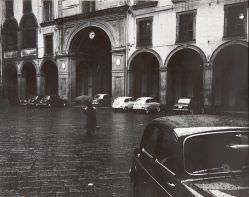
0 103 164 197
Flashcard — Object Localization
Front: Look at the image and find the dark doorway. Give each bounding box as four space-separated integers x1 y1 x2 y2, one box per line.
213 44 248 112
41 61 58 95
167 49 203 107
70 26 112 97
130 52 159 99
22 63 37 97
6 64 18 103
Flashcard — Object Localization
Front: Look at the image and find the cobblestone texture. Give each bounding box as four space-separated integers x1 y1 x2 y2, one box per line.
0 104 163 197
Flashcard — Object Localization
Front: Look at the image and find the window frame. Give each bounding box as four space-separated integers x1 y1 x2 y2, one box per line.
136 17 153 47
43 0 53 22
223 2 247 38
176 10 196 43
44 33 53 57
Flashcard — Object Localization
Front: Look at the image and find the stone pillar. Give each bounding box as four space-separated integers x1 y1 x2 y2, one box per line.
203 62 213 112
160 67 167 105
57 57 71 101
111 49 126 98
36 74 45 95
17 73 25 99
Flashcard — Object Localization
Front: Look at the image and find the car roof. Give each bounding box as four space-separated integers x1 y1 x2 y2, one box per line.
115 96 132 100
150 115 248 138
136 97 153 100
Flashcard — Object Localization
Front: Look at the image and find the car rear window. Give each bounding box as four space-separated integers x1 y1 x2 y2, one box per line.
184 130 249 175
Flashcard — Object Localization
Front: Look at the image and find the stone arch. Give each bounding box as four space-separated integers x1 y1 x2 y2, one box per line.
128 48 163 70
19 13 38 49
40 60 59 95
19 60 38 74
165 45 206 107
209 40 248 65
164 45 207 68
20 61 37 97
66 21 117 53
128 49 161 99
211 40 248 112
4 63 18 103
2 18 18 51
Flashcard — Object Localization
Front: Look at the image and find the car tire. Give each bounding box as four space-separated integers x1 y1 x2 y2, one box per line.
189 109 194 114
156 107 161 112
145 108 150 114
123 106 128 111
48 103 51 108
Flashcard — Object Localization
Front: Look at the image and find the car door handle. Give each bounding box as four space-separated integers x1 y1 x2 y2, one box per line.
167 182 175 187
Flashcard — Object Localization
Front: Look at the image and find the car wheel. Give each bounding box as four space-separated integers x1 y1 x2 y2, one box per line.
156 107 161 112
123 106 128 111
145 108 150 114
189 109 194 114
48 103 51 108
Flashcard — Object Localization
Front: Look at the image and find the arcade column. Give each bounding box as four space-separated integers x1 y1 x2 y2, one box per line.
203 62 213 112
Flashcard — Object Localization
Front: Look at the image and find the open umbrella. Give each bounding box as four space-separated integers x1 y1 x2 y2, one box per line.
74 95 93 105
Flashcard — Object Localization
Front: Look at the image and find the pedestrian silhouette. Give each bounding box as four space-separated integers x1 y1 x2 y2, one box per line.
82 101 97 136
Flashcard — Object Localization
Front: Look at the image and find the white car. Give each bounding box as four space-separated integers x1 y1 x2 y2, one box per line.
133 97 161 114
112 97 135 112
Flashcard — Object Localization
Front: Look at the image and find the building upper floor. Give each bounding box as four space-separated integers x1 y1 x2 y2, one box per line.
0 0 248 59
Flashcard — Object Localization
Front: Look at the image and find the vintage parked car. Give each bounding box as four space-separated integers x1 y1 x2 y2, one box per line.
36 95 67 108
27 95 43 107
133 97 161 114
112 97 135 112
92 94 111 106
172 97 203 114
129 115 249 197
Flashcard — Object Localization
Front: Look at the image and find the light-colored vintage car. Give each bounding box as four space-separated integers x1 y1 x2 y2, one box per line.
133 97 160 114
112 96 135 112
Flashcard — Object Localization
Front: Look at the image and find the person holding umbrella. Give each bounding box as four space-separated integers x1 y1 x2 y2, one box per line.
74 95 97 136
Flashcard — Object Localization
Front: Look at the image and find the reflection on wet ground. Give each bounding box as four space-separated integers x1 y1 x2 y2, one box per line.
0 103 164 196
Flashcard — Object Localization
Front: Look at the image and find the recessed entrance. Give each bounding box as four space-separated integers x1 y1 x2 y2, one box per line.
213 44 248 111
22 63 37 97
129 52 159 99
41 61 58 95
70 26 112 97
166 49 204 106
5 64 18 103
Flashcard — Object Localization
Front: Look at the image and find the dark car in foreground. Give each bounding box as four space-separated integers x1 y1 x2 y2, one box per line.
36 95 67 108
129 115 249 197
172 97 202 114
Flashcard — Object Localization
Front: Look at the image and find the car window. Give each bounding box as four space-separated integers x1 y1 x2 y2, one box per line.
151 99 155 102
155 130 178 172
146 99 150 103
141 126 161 156
124 98 129 102
184 130 249 175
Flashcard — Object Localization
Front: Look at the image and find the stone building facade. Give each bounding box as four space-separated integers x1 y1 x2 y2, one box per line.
0 0 248 113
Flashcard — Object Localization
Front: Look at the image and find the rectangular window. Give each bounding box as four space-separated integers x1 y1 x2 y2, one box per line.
82 1 95 14
44 34 53 56
137 18 153 47
177 11 196 42
6 0 14 18
23 0 32 14
43 0 53 22
224 3 247 38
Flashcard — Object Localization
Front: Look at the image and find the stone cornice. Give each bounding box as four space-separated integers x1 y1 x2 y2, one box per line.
42 5 130 27
132 1 158 10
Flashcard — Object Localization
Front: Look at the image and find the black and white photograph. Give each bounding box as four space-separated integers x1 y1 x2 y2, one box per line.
0 0 248 196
